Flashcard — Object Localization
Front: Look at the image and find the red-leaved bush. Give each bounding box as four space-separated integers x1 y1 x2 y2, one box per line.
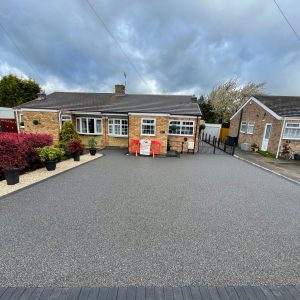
66 139 84 155
0 133 53 174
0 138 27 170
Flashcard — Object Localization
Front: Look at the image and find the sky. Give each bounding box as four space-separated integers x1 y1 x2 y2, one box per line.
0 0 300 96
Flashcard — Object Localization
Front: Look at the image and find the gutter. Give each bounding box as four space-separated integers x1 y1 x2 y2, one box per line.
276 117 286 159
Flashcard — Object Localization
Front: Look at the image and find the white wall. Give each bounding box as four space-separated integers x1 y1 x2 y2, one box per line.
203 123 221 139
0 107 15 119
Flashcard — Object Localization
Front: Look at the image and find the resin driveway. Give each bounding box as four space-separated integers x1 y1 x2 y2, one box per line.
0 150 299 287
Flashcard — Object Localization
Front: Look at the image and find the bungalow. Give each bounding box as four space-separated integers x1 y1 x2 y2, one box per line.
15 84 201 155
229 95 300 158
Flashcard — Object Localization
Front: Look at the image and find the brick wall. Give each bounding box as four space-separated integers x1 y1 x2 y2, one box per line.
229 101 283 154
129 115 200 154
129 115 169 154
18 111 60 143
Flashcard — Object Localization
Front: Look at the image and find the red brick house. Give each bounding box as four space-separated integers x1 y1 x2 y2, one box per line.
15 85 201 154
229 96 300 158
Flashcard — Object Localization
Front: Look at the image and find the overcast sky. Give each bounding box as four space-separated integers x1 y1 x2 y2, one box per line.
0 0 300 96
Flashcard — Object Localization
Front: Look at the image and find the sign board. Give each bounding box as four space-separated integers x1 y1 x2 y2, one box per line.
140 139 151 156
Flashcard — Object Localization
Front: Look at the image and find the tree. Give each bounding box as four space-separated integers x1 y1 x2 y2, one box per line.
199 101 218 123
58 122 80 150
206 78 266 123
0 74 41 107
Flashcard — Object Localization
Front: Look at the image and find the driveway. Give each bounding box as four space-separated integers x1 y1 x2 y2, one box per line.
0 150 300 287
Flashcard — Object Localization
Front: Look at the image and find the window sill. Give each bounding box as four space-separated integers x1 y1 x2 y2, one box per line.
141 134 156 137
108 134 128 138
168 133 194 137
282 137 300 140
246 133 253 135
78 133 103 136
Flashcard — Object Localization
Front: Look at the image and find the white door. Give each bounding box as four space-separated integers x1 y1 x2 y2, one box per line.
261 123 272 151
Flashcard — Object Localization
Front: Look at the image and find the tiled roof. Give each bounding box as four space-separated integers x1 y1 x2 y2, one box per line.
255 95 300 118
18 92 201 116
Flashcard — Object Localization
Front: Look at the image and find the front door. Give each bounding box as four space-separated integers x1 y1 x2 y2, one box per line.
261 123 272 151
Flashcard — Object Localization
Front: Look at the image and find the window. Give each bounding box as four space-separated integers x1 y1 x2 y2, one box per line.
247 122 255 134
19 114 24 128
109 119 128 136
169 120 194 136
283 123 300 140
61 115 72 125
240 121 247 133
141 118 156 136
76 117 102 134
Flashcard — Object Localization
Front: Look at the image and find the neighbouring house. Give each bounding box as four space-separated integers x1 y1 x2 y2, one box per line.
0 107 17 132
15 85 201 154
229 95 300 158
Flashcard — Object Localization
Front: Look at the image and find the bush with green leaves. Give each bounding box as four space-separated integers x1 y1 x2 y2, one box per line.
58 122 79 149
38 146 64 162
88 137 98 149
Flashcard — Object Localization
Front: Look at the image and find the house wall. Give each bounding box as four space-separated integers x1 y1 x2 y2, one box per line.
281 119 300 154
168 116 200 153
229 100 283 154
18 111 200 154
129 115 169 154
128 115 200 154
18 111 61 143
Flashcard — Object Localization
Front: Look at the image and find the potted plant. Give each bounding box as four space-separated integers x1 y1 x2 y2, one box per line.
88 137 97 156
0 139 27 185
39 146 64 171
251 143 259 152
67 139 83 161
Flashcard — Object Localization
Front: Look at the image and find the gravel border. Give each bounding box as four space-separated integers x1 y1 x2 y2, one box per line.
0 153 103 199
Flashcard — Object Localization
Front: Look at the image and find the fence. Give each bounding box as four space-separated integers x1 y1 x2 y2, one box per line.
0 119 17 133
200 131 236 156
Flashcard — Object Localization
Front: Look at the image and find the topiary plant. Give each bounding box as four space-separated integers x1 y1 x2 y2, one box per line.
88 137 97 149
58 122 79 150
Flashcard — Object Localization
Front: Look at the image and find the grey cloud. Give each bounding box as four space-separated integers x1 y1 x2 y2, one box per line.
0 0 300 96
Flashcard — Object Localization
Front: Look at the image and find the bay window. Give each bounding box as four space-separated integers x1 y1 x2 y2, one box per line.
76 117 102 134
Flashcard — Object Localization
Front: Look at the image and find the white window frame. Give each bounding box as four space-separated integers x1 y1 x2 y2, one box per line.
108 118 128 137
240 121 247 133
168 120 195 136
247 121 255 134
141 118 156 136
76 117 103 135
61 114 72 123
283 123 300 140
19 113 24 128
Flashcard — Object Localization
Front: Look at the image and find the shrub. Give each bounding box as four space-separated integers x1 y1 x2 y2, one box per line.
0 138 27 170
59 122 79 149
38 146 64 162
66 139 84 155
260 150 276 158
88 137 98 149
0 133 53 171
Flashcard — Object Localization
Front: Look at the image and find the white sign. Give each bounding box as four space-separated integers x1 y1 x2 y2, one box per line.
140 139 151 156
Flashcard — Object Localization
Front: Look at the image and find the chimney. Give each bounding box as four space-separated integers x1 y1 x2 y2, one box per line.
115 84 125 96
191 95 197 103
37 92 46 100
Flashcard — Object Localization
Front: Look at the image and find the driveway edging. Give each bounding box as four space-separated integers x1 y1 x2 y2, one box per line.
234 154 300 186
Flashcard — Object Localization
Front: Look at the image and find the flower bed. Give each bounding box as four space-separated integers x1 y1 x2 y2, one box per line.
0 133 53 180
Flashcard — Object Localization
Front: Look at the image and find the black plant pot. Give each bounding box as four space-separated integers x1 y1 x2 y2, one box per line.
294 154 300 161
89 148 97 156
4 168 20 185
45 160 57 171
73 152 80 161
